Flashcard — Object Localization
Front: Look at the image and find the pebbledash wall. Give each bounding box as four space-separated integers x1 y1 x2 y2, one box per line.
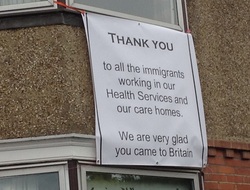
187 1 250 189
0 0 249 190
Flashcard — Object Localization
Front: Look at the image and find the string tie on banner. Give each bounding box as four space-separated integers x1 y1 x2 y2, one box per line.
53 0 85 14
186 29 192 33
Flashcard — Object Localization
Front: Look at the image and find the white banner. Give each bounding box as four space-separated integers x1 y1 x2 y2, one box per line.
83 13 207 167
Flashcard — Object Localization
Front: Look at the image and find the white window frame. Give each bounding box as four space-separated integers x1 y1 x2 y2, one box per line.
79 165 201 190
0 162 70 190
0 0 57 15
68 0 185 31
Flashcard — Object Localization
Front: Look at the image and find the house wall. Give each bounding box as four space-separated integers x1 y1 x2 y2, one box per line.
0 1 249 189
187 1 250 189
0 1 248 141
205 140 250 190
187 0 250 143
187 0 250 142
0 24 95 139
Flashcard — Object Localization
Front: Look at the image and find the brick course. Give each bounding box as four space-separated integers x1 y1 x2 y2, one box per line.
204 140 250 190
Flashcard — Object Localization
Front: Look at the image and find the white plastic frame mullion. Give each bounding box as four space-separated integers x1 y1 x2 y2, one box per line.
60 164 70 190
170 0 176 26
183 0 190 31
176 0 185 31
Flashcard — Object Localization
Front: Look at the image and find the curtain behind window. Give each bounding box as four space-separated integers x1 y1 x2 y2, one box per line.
0 172 59 190
0 0 46 6
74 0 178 25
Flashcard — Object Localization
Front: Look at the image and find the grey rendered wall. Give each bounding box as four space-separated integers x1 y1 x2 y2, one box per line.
0 25 95 139
0 0 249 142
187 0 250 142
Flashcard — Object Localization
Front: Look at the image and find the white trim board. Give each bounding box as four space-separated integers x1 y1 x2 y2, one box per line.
0 134 96 166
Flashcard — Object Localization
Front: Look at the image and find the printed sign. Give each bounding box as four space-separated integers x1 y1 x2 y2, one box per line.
83 13 207 167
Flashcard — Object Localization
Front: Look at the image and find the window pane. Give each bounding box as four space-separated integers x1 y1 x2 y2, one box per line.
74 0 178 25
0 0 47 6
0 172 60 190
87 171 194 190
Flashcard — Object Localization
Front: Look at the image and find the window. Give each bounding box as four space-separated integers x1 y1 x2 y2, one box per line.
69 0 185 31
0 163 69 190
0 0 186 31
0 0 47 6
80 165 201 190
0 0 56 14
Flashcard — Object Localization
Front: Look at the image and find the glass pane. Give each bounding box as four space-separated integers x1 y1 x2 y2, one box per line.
0 172 59 190
0 0 47 6
87 171 194 190
74 0 178 25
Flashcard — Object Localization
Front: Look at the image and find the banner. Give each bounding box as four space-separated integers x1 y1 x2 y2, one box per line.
83 13 207 167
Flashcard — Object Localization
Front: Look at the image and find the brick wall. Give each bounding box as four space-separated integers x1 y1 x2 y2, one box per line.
204 140 250 190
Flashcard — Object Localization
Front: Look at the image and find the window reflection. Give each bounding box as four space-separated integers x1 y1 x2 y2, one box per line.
74 0 178 25
87 172 194 190
0 0 47 6
0 172 59 190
